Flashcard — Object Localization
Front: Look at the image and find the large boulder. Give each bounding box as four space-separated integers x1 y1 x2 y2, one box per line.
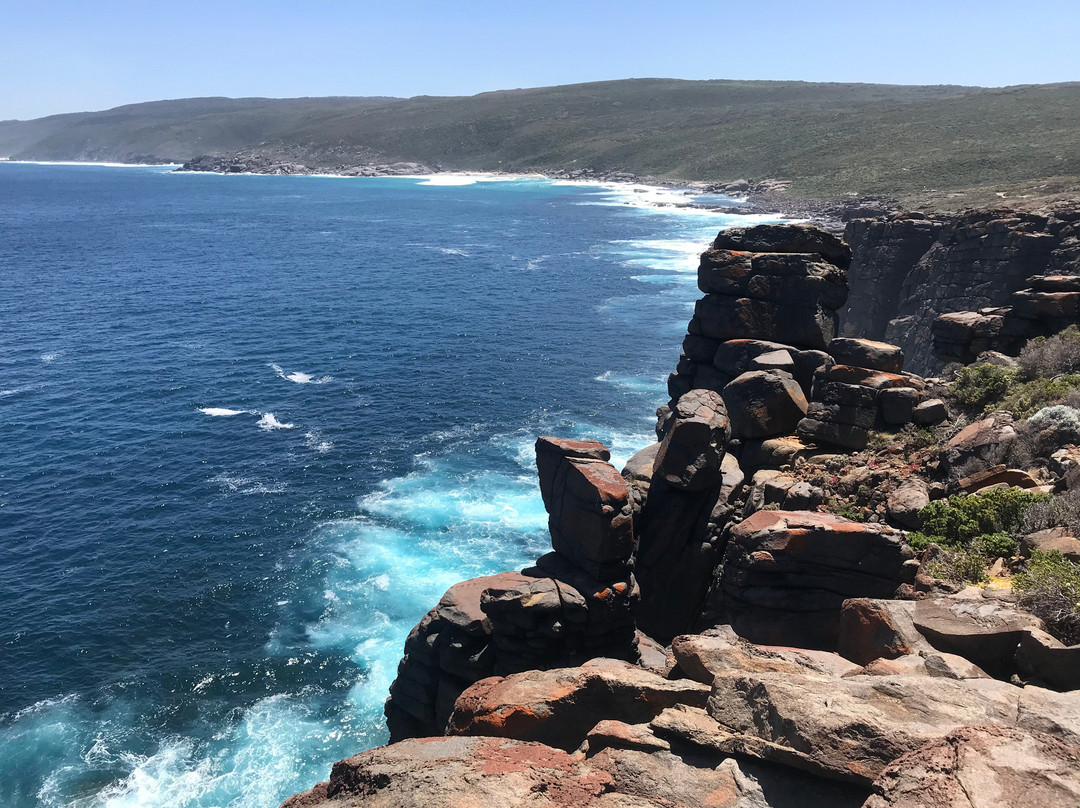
280 736 615 808
722 370 809 439
447 658 709 752
864 725 1080 808
671 625 861 685
912 596 1044 678
709 224 852 270
652 389 730 491
941 414 1017 479
698 250 849 309
535 437 635 580
886 478 930 530
692 294 839 350
706 671 1080 785
716 511 917 649
827 338 904 373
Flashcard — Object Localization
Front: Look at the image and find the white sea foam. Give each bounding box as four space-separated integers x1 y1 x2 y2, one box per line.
270 363 332 384
198 407 249 417
40 351 63 364
213 473 287 494
438 247 469 256
305 430 334 454
413 173 535 186
257 414 295 431
2 160 181 169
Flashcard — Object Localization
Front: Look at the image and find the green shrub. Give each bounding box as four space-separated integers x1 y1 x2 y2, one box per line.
951 364 1020 408
1014 550 1080 645
995 375 1080 418
924 547 991 585
1017 326 1080 380
1021 488 1080 535
918 486 1048 549
972 531 1019 559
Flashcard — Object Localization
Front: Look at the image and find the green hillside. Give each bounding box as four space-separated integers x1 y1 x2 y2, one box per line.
3 79 1078 203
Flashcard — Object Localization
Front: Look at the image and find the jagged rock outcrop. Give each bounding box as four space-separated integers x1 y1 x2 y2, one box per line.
633 390 730 644
668 225 849 402
384 437 639 741
932 273 1080 364
297 217 1080 808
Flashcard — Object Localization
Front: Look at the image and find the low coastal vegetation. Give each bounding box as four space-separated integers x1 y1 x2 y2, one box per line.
3 78 1080 205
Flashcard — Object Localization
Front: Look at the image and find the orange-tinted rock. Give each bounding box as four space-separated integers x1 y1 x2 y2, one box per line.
448 658 710 752
718 511 916 649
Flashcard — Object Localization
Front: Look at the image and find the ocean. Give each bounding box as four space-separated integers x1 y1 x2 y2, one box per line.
0 163 778 807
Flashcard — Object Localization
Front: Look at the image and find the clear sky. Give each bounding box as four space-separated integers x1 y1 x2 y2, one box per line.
2 0 1078 120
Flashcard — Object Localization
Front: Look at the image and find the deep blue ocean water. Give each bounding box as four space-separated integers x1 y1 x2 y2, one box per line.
0 164 777 807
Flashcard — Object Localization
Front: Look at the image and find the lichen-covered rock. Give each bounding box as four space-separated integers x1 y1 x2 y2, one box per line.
716 511 916 649
706 672 1080 785
827 338 904 373
535 437 635 580
721 370 808 439
448 658 709 752
280 736 616 808
864 725 1080 808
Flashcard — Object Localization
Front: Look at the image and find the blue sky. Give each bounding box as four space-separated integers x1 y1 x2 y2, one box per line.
2 0 1078 120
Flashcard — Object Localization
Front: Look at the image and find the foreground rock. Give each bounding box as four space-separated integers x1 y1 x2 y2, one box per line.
706 671 1080 785
447 658 709 751
280 736 615 808
864 725 1080 808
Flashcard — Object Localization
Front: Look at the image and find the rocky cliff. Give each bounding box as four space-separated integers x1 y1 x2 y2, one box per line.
841 208 1080 376
282 222 1080 808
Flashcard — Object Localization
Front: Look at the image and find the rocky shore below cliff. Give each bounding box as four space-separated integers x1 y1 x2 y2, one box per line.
280 220 1080 808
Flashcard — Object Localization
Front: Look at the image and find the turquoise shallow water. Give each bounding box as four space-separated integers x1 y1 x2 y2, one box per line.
0 165 776 807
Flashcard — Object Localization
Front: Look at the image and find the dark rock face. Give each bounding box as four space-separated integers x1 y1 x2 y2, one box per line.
842 210 1080 375
714 510 917 649
722 370 808 439
635 391 730 644
931 274 1080 364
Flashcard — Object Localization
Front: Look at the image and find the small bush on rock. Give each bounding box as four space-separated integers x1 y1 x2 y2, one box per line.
1021 488 1080 535
996 375 1080 419
951 364 1020 408
1017 326 1080 380
924 547 991 585
1026 405 1080 454
911 488 1047 583
915 487 1048 549
1014 550 1080 645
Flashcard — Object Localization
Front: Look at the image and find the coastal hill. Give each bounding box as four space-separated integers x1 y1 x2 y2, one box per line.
3 78 1079 206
